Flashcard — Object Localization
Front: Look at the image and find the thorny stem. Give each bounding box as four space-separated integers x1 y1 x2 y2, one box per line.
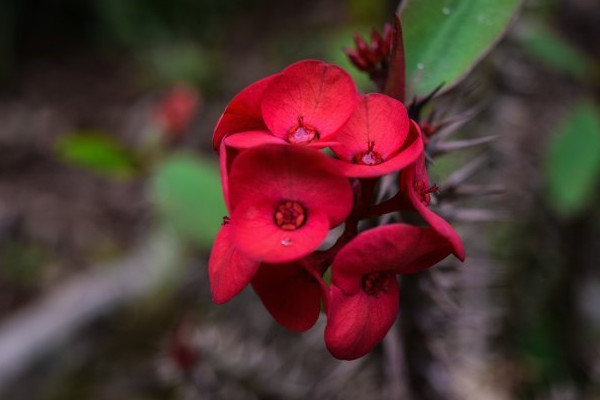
309 177 378 271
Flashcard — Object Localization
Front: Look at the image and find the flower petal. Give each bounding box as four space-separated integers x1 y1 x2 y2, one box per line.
401 156 466 261
331 223 453 294
212 74 278 151
251 262 322 332
332 119 423 178
325 282 399 360
261 60 358 141
331 93 409 161
228 144 353 227
208 223 261 304
231 199 330 263
220 132 287 213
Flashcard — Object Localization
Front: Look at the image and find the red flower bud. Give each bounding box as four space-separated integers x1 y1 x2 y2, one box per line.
154 85 199 138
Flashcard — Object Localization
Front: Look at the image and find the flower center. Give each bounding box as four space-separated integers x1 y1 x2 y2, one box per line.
354 141 384 165
287 117 319 144
362 272 393 296
273 201 307 231
413 180 439 207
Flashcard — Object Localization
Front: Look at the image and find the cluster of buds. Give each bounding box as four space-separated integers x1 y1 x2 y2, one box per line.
345 24 393 90
209 60 464 360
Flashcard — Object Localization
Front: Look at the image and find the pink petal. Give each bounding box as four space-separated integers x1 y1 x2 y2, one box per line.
331 93 408 161
332 119 423 178
231 199 330 263
228 144 353 227
208 224 261 304
251 262 322 332
331 224 453 294
212 74 278 151
261 60 358 142
325 283 399 360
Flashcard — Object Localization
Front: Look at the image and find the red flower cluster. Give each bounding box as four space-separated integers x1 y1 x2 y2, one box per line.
209 60 465 360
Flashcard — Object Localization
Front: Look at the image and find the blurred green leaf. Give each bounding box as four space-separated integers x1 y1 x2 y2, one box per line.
55 132 139 179
143 42 218 89
401 0 522 98
545 101 600 217
520 317 568 384
151 153 226 246
521 22 594 80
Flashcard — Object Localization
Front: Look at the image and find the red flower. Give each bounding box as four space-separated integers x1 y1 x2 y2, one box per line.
227 144 353 263
330 94 424 177
154 85 199 137
251 261 325 332
400 154 465 261
212 60 358 151
324 224 453 360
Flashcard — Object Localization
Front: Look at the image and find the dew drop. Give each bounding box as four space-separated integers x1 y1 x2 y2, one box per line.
442 7 451 15
417 63 424 70
281 236 292 247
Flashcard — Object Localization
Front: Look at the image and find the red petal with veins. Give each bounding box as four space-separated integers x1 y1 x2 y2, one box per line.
228 144 353 227
208 224 261 304
251 262 323 332
332 119 423 178
331 224 453 294
332 93 408 161
261 60 358 141
401 155 466 261
325 282 399 360
231 199 330 263
212 74 278 151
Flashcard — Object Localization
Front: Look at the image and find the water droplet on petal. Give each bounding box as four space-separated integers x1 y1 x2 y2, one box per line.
442 7 451 15
417 63 424 70
281 237 292 247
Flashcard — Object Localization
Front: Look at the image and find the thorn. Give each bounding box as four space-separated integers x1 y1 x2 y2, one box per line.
431 135 498 156
432 106 484 142
441 155 488 190
439 184 506 199
408 83 445 120
437 205 510 222
424 270 460 314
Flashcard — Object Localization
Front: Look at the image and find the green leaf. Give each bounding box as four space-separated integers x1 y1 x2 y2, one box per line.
55 132 139 179
545 101 600 217
521 22 594 80
400 0 522 98
151 153 226 246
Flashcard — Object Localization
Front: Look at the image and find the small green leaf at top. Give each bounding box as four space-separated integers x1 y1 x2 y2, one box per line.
55 131 139 179
400 0 522 98
150 153 226 247
545 101 600 217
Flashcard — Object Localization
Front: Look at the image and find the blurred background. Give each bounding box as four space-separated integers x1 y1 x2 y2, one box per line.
0 0 599 399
